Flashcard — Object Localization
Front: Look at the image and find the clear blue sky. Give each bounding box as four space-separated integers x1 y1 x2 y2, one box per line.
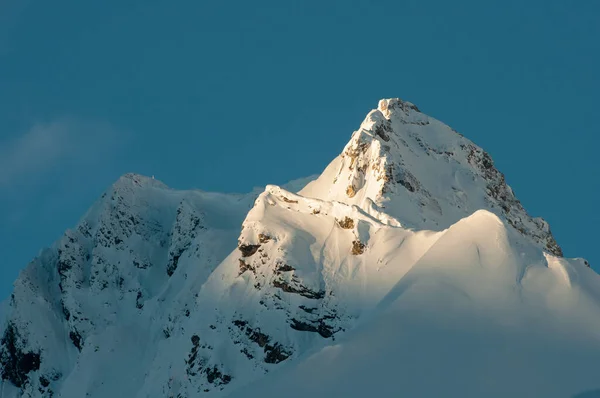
1 0 598 300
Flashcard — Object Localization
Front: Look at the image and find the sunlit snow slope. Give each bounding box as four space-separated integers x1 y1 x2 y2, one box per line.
1 99 596 398
234 211 600 398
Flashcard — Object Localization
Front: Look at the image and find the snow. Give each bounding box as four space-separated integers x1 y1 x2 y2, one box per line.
0 99 596 397
0 299 8 335
233 210 600 398
300 98 561 256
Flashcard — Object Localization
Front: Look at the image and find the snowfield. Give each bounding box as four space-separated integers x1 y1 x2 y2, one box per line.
1 99 597 398
234 210 600 398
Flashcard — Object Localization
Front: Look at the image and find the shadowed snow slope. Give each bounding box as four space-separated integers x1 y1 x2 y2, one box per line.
0 100 596 398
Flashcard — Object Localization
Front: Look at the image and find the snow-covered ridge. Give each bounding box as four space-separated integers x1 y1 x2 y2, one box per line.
301 98 561 256
1 98 595 398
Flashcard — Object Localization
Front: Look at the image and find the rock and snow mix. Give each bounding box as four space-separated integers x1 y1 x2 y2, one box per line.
1 99 597 398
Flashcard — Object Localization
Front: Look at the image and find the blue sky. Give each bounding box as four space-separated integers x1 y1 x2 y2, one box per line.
0 0 598 300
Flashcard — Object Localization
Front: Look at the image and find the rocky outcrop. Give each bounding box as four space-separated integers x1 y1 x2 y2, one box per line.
166 201 205 276
462 143 562 256
238 244 261 257
186 335 232 387
232 321 291 364
0 323 41 388
337 217 355 229
351 240 366 255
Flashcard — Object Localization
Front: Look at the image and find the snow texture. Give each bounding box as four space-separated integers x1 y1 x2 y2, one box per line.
1 99 597 398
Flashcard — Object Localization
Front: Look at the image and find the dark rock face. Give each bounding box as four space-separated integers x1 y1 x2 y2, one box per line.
69 329 84 351
136 291 144 309
0 323 41 388
238 259 255 276
205 366 231 385
272 280 325 300
290 318 335 339
186 334 232 387
232 320 291 364
275 264 295 274
39 376 50 387
263 344 290 364
186 335 203 376
463 143 563 257
238 244 261 257
166 252 182 277
387 164 420 194
374 119 392 142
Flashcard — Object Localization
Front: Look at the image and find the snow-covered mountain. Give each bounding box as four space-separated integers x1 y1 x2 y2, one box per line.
1 99 597 398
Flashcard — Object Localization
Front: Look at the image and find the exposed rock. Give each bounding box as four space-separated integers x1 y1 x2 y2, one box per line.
240 347 254 359
69 329 84 351
238 259 255 276
272 280 325 300
379 98 421 114
39 376 50 388
166 252 182 276
264 343 290 364
186 334 230 386
258 233 272 243
337 217 355 229
205 366 232 385
275 264 295 274
463 143 562 257
298 305 317 314
232 320 291 364
374 119 392 142
136 291 144 309
393 166 420 193
346 185 356 198
352 240 366 255
0 322 41 388
290 318 335 339
166 202 205 276
238 244 261 257
233 320 269 348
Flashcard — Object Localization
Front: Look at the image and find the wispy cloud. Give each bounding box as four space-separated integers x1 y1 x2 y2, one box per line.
0 118 122 188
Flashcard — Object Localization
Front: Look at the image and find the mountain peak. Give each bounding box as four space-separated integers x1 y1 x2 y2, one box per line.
377 98 421 116
2 97 589 398
301 98 562 256
112 173 169 190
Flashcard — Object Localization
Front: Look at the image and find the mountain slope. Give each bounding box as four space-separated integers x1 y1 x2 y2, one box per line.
234 211 599 398
301 98 561 255
0 99 595 398
0 174 260 397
